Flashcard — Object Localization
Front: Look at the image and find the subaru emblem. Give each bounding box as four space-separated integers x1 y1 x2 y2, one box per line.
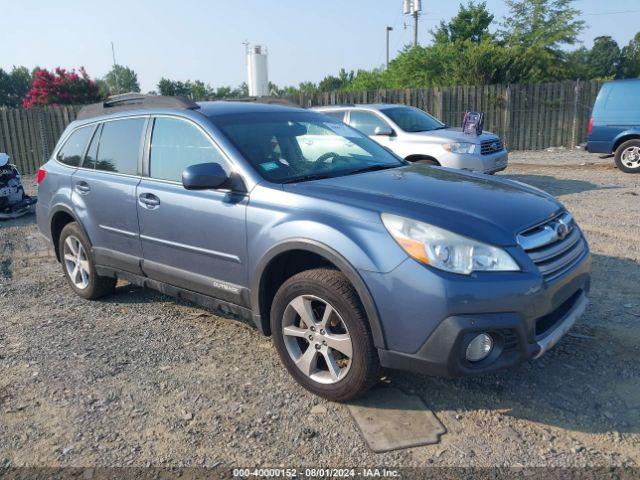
555 222 570 240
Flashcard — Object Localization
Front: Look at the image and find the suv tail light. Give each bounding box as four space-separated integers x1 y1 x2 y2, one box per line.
36 167 47 185
587 117 594 135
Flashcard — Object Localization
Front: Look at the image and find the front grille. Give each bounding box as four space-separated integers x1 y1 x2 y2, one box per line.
518 212 587 281
480 138 504 155
498 329 519 351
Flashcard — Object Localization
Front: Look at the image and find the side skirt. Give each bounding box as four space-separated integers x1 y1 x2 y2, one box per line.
95 265 255 326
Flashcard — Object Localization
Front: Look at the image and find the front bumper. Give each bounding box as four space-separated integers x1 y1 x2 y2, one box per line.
378 291 588 377
439 149 508 174
363 244 591 377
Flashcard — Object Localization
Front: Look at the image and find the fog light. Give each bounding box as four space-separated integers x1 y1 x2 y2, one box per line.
466 333 493 362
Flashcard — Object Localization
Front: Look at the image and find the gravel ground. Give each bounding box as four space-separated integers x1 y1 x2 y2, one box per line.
0 150 639 470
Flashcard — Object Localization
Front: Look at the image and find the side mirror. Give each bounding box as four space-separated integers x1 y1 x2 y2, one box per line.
182 162 229 190
374 125 394 136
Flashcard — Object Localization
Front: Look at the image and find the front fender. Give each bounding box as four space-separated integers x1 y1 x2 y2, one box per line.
250 238 389 349
245 186 409 348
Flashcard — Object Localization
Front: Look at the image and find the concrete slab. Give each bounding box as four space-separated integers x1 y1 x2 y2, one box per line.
347 387 446 453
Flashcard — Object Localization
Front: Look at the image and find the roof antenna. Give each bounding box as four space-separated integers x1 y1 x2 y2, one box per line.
110 41 120 94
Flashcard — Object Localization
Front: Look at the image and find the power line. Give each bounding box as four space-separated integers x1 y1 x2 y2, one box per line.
581 9 640 16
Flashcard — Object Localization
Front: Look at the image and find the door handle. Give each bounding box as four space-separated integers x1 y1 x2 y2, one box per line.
75 181 91 194
138 193 160 209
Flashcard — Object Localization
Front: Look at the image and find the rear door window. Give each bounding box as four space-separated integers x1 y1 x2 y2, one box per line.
348 111 389 135
56 125 95 167
94 118 146 175
149 117 228 182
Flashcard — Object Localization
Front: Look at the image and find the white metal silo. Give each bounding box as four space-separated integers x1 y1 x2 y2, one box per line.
246 44 269 97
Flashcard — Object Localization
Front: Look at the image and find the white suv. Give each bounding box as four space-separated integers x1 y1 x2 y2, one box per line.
314 104 508 174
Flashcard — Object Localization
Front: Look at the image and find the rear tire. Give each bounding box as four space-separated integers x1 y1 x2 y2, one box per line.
59 222 116 300
614 139 640 173
270 268 380 402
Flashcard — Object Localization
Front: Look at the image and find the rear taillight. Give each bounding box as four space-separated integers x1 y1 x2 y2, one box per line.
587 117 594 135
36 167 46 185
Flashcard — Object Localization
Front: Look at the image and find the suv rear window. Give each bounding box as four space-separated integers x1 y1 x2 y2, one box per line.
56 125 94 167
93 118 146 175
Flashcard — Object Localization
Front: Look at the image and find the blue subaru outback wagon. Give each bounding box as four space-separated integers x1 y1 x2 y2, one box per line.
36 95 591 401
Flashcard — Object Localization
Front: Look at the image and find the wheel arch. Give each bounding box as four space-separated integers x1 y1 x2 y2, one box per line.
405 154 440 165
49 205 90 262
613 132 640 152
251 239 386 349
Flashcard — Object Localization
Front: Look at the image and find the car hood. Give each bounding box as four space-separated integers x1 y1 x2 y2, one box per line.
408 128 498 144
284 165 563 246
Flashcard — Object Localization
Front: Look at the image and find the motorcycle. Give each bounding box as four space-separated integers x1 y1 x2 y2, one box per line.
0 153 37 220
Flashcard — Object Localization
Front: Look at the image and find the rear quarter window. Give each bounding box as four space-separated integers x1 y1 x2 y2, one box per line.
56 125 95 167
603 82 640 112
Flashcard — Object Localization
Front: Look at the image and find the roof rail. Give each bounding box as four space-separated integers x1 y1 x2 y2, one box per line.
225 96 300 107
76 94 200 120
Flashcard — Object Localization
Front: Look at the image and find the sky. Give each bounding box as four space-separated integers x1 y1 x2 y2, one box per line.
1 0 639 92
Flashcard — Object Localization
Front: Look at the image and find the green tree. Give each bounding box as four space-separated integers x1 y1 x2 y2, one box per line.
297 81 318 95
588 36 620 79
619 32 640 78
0 66 32 107
104 64 140 95
564 47 591 79
318 69 354 91
432 1 494 44
500 0 585 81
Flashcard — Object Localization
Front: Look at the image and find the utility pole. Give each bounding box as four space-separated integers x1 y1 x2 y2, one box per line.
386 26 393 68
403 0 421 47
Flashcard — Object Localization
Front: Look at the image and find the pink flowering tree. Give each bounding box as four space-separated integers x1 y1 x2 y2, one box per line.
22 67 101 108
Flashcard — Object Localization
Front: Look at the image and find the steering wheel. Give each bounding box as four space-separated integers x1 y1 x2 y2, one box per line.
312 152 350 172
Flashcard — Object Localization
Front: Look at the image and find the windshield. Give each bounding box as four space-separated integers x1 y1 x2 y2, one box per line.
212 111 405 183
380 106 445 133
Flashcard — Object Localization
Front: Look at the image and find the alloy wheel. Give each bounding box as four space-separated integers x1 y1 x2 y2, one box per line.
63 235 90 290
282 294 353 384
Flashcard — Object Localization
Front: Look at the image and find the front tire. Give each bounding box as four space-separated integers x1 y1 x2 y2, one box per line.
270 269 380 402
59 222 116 300
614 139 640 173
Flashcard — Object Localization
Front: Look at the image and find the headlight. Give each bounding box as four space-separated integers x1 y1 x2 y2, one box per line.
381 213 520 275
443 142 476 154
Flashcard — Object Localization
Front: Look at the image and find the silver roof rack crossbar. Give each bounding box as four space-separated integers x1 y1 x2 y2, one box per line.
76 94 200 120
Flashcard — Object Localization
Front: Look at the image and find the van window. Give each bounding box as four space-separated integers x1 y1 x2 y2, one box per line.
604 82 640 112
149 117 228 182
94 118 146 175
56 125 94 167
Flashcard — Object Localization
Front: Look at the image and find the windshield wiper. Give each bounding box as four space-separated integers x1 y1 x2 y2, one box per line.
341 164 397 176
282 173 334 184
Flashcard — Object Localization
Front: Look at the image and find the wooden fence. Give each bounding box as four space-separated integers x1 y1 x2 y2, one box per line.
0 80 602 175
283 79 603 152
0 105 81 174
